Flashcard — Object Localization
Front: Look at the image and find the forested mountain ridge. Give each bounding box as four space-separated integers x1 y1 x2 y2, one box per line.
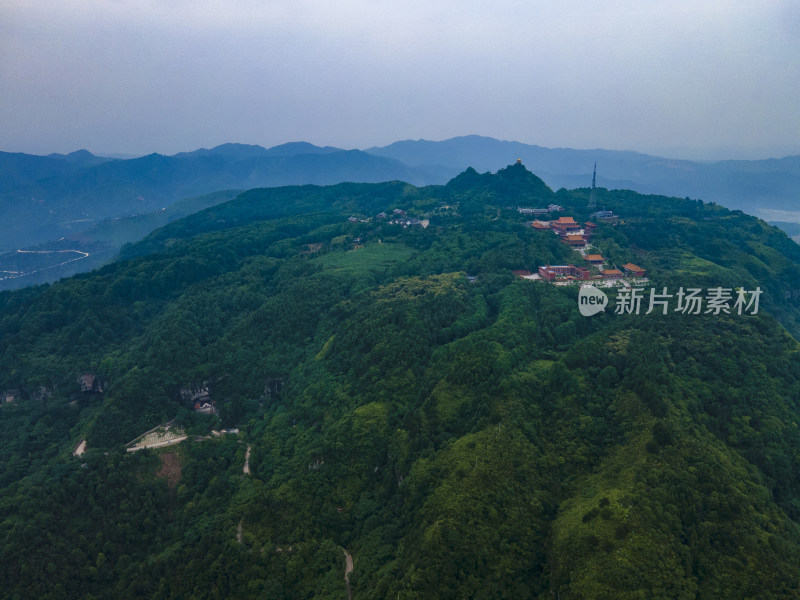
368 135 800 212
0 145 451 253
4 137 798 290
1 164 800 599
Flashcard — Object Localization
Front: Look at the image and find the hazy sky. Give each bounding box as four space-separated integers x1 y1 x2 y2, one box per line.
2 1 798 159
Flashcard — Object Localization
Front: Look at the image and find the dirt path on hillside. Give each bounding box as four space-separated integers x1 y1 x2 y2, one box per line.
243 445 251 475
341 547 353 600
73 440 87 457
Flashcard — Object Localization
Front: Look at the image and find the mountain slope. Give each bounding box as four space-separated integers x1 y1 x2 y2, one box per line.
1 166 800 598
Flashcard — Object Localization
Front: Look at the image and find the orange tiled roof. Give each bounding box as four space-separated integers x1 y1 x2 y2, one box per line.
585 254 603 261
622 263 645 272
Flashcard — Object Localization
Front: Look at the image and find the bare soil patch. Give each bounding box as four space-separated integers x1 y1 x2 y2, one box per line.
156 452 182 489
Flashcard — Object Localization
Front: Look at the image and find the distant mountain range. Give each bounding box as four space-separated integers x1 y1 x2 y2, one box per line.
0 135 798 288
0 144 451 252
368 136 800 213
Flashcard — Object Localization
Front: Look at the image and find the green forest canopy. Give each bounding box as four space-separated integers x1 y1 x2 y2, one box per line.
1 164 800 599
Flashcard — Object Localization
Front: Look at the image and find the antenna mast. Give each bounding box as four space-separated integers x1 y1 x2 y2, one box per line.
588 162 597 209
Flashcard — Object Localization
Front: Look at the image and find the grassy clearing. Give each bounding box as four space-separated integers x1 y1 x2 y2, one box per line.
312 243 417 275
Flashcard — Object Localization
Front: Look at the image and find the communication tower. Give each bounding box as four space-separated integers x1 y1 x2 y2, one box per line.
588 162 597 209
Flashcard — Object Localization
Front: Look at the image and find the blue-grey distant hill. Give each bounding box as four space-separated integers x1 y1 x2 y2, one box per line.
1 136 798 289
0 144 453 252
368 135 800 213
172 141 343 160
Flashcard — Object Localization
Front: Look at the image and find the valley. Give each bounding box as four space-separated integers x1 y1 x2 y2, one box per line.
0 247 90 282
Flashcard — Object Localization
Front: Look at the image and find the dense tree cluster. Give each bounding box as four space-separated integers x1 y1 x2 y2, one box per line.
1 165 800 598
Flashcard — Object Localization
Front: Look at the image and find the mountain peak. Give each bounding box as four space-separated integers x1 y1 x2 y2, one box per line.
46 149 105 165
173 143 268 160
263 141 343 157
66 149 96 159
446 162 555 211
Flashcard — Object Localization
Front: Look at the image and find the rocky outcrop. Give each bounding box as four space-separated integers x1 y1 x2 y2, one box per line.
181 384 215 413
264 377 285 399
33 386 53 401
78 373 103 393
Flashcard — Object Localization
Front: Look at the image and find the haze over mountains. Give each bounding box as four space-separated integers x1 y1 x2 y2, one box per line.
371 136 800 211
0 144 441 251
1 135 798 290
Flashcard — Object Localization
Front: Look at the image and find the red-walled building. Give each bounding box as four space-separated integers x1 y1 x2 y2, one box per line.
538 264 591 281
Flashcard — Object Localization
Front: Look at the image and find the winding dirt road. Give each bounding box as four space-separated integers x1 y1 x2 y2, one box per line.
2 249 91 281
243 445 251 475
341 547 353 600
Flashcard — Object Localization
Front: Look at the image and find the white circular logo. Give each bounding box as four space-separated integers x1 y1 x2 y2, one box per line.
578 286 608 316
